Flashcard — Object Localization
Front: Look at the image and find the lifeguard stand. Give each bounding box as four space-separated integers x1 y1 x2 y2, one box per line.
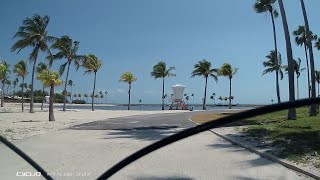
170 84 188 110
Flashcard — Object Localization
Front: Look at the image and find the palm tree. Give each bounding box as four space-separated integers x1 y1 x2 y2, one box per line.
12 14 54 113
278 0 296 120
191 94 195 108
104 91 108 104
5 80 11 95
315 70 320 97
100 94 104 103
99 91 103 103
185 95 190 107
50 36 84 111
73 94 77 101
299 0 317 116
78 93 81 100
84 93 88 103
36 62 48 110
0 61 10 107
210 95 214 105
37 70 63 121
13 78 19 94
262 50 284 103
218 96 223 104
218 63 238 109
13 60 28 111
191 59 218 110
151 61 176 110
293 26 317 98
284 58 305 99
83 54 102 111
68 80 74 102
254 0 280 102
119 72 137 110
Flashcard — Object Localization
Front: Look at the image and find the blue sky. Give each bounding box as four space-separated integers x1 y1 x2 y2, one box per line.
1 0 320 104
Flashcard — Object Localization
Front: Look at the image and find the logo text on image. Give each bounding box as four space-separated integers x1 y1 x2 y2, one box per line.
16 172 41 176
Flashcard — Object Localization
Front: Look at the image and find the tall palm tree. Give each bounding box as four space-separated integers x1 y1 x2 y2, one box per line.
151 61 176 110
299 0 317 116
254 0 280 102
13 78 19 94
278 0 296 120
104 91 108 104
13 60 28 111
119 72 137 110
284 58 305 99
191 59 218 110
293 26 317 98
262 50 284 102
83 54 102 111
36 62 48 110
0 61 10 107
12 15 54 113
50 35 84 111
37 70 63 121
315 70 320 97
218 63 238 109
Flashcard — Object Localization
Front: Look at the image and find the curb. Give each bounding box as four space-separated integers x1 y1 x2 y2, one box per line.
187 117 320 180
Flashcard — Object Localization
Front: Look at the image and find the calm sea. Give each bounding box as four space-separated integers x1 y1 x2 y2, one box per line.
55 104 256 111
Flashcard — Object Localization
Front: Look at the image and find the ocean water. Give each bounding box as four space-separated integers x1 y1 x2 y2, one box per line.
57 104 255 111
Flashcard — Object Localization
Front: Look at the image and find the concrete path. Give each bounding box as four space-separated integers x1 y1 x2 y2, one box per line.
0 112 310 180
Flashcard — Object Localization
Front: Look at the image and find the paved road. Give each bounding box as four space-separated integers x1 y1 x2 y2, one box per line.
0 112 310 180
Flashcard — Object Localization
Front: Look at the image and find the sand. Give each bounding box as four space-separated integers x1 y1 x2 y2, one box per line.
0 103 185 140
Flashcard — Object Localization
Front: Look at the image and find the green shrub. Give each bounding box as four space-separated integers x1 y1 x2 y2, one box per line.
72 100 86 104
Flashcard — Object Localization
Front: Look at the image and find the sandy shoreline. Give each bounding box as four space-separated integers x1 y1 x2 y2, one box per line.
0 103 187 140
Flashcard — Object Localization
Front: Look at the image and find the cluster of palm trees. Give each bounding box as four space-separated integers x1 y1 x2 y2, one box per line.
255 0 320 120
148 60 238 111
0 14 103 121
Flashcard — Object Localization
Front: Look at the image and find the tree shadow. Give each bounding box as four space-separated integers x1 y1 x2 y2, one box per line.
207 141 274 167
104 126 180 141
244 128 320 160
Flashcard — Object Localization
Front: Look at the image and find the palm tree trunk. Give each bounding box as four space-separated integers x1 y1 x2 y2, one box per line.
297 76 299 99
70 85 73 103
203 76 208 110
278 0 296 120
29 48 39 113
1 81 4 107
304 44 311 98
275 70 281 103
162 77 165 110
229 78 232 109
128 83 131 110
318 82 319 97
92 71 97 111
40 85 45 110
300 0 317 116
49 85 55 121
63 61 71 111
22 77 25 112
270 9 281 103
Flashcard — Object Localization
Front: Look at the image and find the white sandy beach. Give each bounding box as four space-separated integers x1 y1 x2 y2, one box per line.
0 103 186 140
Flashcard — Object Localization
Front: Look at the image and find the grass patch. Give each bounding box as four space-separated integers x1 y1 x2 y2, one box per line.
244 107 320 166
192 107 320 168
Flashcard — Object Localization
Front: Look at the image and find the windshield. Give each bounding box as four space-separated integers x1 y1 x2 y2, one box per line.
1 0 320 179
